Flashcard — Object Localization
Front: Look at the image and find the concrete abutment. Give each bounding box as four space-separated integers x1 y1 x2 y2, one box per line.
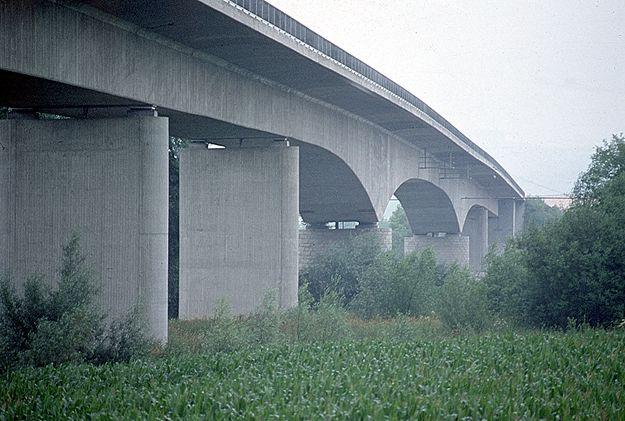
0 117 169 342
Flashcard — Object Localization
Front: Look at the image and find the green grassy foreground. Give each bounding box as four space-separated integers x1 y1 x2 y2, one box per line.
2 327 624 419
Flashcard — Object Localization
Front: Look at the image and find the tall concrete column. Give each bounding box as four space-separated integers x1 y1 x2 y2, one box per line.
298 224 392 270
179 144 299 319
0 122 15 272
0 117 169 342
489 198 519 251
404 234 469 266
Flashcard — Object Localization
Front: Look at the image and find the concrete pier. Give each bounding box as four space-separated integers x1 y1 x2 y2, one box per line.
404 234 470 267
489 198 520 251
0 117 169 342
179 144 299 319
463 206 490 272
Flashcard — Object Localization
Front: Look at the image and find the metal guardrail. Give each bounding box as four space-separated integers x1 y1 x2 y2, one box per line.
224 0 520 193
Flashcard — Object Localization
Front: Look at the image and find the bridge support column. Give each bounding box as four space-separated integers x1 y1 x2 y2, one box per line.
298 224 392 270
0 117 169 342
463 207 489 272
489 199 523 251
179 144 299 319
404 234 469 267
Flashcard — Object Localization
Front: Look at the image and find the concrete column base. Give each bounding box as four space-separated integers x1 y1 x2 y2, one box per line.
298 226 392 270
404 234 469 267
0 117 169 342
179 144 299 319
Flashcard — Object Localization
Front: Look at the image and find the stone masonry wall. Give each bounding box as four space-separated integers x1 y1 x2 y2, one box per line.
404 234 469 267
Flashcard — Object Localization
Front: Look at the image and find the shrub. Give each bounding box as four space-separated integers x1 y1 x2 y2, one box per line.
198 299 249 353
350 248 440 319
246 289 284 346
435 266 491 332
0 235 150 371
482 243 530 326
300 232 382 305
289 282 351 343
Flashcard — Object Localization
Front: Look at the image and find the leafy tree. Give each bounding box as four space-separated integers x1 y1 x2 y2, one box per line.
351 248 440 318
388 205 411 255
523 198 563 230
485 134 625 327
300 233 382 306
573 133 625 203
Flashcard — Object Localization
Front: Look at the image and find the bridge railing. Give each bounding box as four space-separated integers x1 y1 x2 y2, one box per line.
225 0 519 192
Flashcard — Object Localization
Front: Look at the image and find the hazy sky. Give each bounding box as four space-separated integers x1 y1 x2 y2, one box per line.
267 0 625 196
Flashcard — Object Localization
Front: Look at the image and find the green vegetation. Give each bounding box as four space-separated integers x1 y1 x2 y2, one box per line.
523 197 563 229
484 134 625 328
300 233 381 306
2 328 624 419
380 205 411 255
0 235 150 372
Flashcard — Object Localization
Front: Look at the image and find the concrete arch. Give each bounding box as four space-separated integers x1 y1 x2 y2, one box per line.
458 198 498 231
297 142 377 224
462 204 492 233
394 179 460 234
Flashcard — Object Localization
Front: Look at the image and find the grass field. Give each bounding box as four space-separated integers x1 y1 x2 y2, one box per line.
2 327 624 419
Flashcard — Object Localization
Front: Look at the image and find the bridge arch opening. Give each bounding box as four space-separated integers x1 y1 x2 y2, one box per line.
297 142 377 226
393 179 460 235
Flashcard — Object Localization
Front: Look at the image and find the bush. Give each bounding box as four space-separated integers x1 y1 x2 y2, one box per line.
288 282 351 343
350 248 440 319
435 265 491 332
300 232 382 305
246 290 284 346
482 244 530 326
197 299 250 353
0 235 150 371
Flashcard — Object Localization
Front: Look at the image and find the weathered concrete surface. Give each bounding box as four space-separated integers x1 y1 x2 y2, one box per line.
298 226 392 270
0 123 14 274
0 117 169 342
404 234 470 267
462 206 490 272
179 144 299 319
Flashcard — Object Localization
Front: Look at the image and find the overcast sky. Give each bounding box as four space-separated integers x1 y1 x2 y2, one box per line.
267 0 625 196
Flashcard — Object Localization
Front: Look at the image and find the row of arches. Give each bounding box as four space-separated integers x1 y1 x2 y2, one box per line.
297 142 505 272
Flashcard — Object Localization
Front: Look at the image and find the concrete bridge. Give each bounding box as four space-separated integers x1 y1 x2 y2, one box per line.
0 0 524 342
